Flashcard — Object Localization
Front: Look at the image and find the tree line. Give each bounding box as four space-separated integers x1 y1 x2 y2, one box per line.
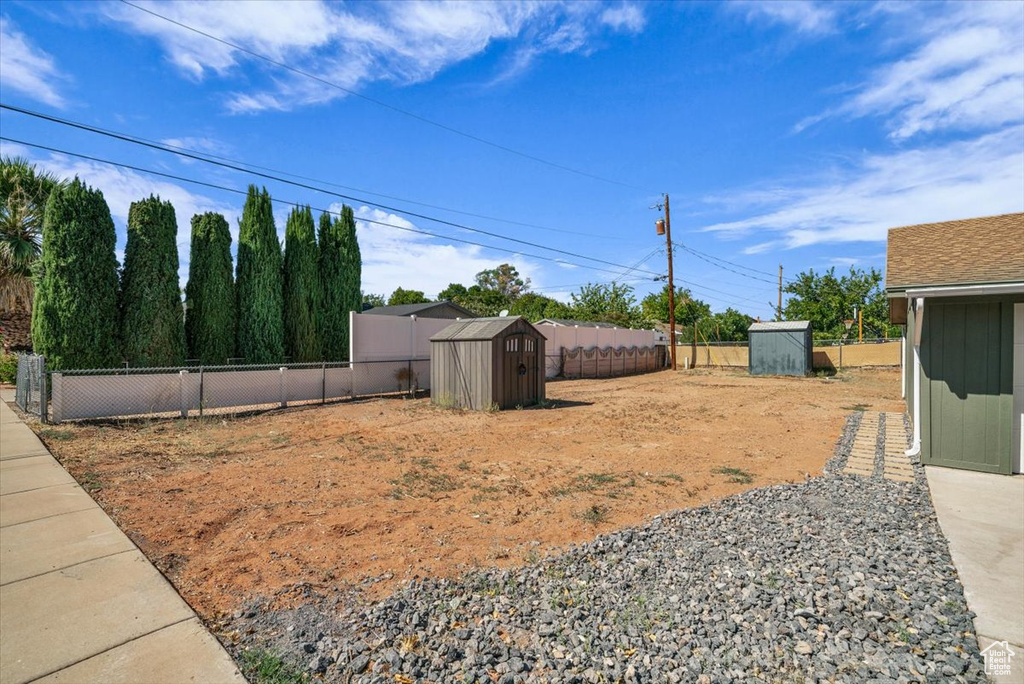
369 261 898 343
366 263 757 340
29 179 361 370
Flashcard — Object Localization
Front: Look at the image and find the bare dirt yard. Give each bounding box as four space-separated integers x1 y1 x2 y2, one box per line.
36 368 902 623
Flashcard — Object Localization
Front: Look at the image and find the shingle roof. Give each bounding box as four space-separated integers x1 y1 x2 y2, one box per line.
748 320 811 332
535 318 618 329
431 316 531 341
363 301 477 317
886 213 1024 291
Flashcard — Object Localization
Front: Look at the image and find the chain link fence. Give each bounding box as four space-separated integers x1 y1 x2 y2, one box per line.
17 357 431 423
14 354 47 420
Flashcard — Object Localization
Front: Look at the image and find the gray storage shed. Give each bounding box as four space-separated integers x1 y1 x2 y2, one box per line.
748 320 813 376
430 316 546 410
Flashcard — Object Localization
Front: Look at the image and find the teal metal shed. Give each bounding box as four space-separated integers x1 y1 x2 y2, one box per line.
748 321 813 376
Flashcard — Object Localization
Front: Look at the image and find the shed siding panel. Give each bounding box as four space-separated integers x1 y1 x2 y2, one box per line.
749 329 810 376
922 298 1013 473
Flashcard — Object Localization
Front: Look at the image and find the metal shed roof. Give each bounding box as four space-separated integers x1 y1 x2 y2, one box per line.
431 316 536 341
748 320 811 332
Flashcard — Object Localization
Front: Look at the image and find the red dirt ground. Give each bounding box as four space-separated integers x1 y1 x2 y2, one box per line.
35 368 903 622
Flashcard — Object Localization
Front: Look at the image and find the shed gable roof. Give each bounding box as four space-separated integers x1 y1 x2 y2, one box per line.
431 316 537 341
886 213 1024 291
749 320 811 332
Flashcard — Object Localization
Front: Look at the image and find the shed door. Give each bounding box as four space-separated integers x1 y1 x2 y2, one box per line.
921 300 1014 474
502 334 537 408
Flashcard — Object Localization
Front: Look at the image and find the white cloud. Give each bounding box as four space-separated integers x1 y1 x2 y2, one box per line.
1 143 241 285
0 17 68 107
103 1 648 113
798 2 1024 139
735 0 838 35
600 4 646 34
159 136 231 164
347 205 546 299
700 126 1024 252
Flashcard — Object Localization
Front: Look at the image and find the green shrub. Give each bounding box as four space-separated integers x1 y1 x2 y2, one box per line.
185 212 235 364
31 178 120 370
119 196 185 366
0 352 16 384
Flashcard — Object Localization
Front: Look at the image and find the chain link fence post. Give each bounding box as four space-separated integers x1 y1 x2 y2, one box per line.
38 355 48 423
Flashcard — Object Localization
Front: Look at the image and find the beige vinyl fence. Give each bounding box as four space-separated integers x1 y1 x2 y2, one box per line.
561 346 663 379
675 340 902 370
536 323 664 378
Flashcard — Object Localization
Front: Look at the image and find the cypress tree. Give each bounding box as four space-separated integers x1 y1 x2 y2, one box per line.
119 196 185 367
31 178 120 369
283 205 321 362
340 205 362 336
235 185 283 364
185 212 235 364
319 205 361 361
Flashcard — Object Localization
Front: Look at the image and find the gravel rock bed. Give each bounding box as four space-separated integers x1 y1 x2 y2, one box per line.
224 413 986 683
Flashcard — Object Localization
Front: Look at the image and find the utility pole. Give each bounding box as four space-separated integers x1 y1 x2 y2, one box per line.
665 194 677 371
777 265 783 321
858 308 863 343
654 194 677 371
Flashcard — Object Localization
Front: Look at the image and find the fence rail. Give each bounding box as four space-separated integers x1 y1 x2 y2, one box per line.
16 357 430 424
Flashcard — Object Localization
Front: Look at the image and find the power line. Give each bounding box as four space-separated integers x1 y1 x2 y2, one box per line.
612 246 663 284
1 104 661 277
1 136 647 279
677 242 796 283
118 0 652 193
679 245 778 284
8 109 626 242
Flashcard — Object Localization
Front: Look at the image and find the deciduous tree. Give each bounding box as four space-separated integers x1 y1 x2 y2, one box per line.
388 287 430 306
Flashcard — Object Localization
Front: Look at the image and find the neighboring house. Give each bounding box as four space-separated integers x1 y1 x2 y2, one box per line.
535 318 619 329
363 301 477 320
887 213 1024 475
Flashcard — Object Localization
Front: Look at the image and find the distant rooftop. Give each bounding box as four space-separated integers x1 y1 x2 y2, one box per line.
535 318 619 329
362 301 477 318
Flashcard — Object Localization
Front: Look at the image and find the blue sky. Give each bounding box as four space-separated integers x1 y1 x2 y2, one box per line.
1 0 1022 320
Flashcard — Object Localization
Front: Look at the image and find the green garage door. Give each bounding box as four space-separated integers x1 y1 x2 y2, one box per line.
921 299 1014 474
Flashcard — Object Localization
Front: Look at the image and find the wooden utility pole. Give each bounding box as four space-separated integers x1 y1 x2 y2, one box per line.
664 194 677 371
858 308 863 343
777 265 783 321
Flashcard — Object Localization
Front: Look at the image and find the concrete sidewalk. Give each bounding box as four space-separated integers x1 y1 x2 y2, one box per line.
927 466 1024 684
1 395 245 684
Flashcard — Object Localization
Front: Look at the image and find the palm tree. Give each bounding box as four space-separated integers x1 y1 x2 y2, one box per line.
0 157 64 312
